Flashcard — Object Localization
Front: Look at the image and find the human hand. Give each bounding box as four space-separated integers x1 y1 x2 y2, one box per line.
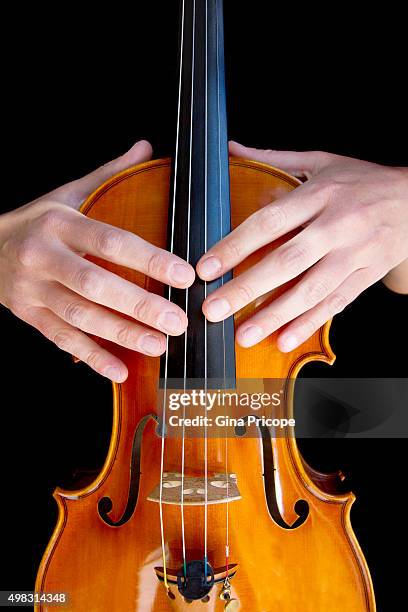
197 142 408 352
0 141 195 382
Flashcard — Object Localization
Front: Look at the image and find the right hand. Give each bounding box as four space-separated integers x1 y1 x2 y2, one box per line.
0 141 195 382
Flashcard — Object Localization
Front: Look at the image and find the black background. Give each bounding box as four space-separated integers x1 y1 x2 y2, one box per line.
1 3 407 611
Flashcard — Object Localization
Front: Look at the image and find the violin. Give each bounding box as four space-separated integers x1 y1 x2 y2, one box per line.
35 1 376 610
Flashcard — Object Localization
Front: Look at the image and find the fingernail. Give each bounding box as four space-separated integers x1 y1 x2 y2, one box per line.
159 311 183 334
141 334 163 355
279 333 299 352
239 325 263 347
198 256 222 279
170 263 193 285
206 298 231 320
104 366 127 382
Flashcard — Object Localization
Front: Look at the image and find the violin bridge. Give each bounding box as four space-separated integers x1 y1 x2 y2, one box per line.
147 472 241 506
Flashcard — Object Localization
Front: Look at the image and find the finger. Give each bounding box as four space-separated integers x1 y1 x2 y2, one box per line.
235 250 354 347
57 208 195 288
41 283 166 356
53 140 153 208
24 306 129 382
197 183 324 281
277 268 378 352
229 140 336 179
202 226 329 322
46 247 189 335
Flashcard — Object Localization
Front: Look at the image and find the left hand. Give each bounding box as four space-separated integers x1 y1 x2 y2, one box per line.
196 142 408 352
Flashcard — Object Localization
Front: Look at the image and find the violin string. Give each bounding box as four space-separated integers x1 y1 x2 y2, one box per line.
215 0 230 576
180 0 195 580
159 0 186 594
204 0 209 576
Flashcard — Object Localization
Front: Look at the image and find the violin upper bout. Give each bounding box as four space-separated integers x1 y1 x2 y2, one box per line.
230 157 335 379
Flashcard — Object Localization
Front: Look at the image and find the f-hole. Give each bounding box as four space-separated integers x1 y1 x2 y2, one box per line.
98 413 159 527
235 417 309 529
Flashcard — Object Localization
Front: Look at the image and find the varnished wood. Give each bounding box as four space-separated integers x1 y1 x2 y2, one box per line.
35 158 376 611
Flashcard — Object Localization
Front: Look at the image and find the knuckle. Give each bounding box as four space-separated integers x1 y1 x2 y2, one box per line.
8 297 29 319
258 204 287 235
327 292 348 316
300 317 317 338
116 323 137 346
85 349 103 370
63 301 87 327
94 228 123 257
52 330 72 351
303 280 330 308
146 251 169 278
75 267 104 298
234 281 255 303
132 294 151 322
16 236 41 267
35 208 67 234
267 311 282 330
222 238 243 261
311 150 333 165
313 177 341 203
278 243 308 272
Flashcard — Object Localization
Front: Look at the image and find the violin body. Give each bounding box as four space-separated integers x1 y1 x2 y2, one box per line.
35 158 375 611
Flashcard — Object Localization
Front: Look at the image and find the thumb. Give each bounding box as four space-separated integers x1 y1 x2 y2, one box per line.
53 140 153 208
229 140 335 179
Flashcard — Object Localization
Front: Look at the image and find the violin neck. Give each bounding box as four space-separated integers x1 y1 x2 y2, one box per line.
163 0 236 385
